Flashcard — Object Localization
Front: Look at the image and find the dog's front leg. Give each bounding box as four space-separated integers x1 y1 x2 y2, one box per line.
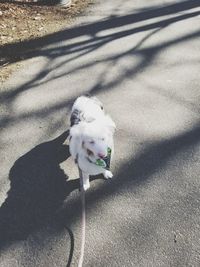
81 172 90 191
103 169 113 179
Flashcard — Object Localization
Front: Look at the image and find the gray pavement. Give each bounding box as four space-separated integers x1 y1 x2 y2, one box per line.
1 0 200 266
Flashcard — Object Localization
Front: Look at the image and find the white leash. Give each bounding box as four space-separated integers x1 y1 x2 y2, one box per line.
78 167 86 267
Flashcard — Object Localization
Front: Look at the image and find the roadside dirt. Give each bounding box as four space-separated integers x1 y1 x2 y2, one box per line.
0 0 93 84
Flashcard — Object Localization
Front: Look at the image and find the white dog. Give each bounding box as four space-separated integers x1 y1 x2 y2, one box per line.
69 96 116 191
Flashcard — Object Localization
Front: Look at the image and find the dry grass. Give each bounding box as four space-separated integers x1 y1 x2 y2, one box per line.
0 0 93 84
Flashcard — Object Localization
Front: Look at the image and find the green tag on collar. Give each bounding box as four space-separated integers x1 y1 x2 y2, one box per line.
95 147 112 169
95 159 107 168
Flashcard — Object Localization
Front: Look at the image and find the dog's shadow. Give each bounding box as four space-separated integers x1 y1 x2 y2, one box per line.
0 131 80 248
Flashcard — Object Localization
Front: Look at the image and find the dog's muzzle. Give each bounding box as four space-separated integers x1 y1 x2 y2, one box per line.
95 147 112 170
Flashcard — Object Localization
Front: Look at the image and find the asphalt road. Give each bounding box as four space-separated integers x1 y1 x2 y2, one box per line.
0 0 200 266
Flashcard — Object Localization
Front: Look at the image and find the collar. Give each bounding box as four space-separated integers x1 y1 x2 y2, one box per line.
76 148 111 169
86 156 96 164
76 153 97 165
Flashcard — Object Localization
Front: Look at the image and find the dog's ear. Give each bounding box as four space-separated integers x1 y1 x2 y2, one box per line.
104 115 116 135
91 96 104 110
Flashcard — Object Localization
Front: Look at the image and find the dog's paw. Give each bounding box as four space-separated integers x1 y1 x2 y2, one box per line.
83 181 90 191
103 170 113 179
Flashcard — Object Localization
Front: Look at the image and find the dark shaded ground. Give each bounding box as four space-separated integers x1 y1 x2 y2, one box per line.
0 131 78 245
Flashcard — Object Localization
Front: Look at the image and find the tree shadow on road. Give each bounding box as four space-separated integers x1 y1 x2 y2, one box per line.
63 124 200 227
1 0 199 64
0 0 200 262
0 114 199 265
1 0 200 232
0 0 200 134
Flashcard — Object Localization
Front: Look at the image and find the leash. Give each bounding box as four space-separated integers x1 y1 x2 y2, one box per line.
78 167 86 267
75 148 111 267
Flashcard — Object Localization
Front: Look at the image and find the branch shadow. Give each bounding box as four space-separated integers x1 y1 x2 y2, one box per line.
0 130 79 252
0 0 199 106
1 0 199 76
0 0 199 135
1 0 199 57
0 116 199 266
64 124 200 227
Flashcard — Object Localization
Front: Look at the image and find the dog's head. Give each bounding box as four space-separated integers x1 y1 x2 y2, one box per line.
82 116 116 162
70 115 116 163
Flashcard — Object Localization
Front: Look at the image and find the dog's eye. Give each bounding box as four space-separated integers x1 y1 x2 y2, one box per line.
89 141 95 144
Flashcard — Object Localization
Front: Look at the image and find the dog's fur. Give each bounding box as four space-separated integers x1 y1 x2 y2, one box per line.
69 96 116 190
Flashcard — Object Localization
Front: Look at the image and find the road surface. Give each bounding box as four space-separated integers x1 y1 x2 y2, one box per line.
0 0 200 266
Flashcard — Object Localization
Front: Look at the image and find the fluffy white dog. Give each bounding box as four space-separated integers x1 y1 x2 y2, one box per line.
69 96 116 191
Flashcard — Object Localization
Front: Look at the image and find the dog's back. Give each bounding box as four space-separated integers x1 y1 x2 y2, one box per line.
70 96 104 127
